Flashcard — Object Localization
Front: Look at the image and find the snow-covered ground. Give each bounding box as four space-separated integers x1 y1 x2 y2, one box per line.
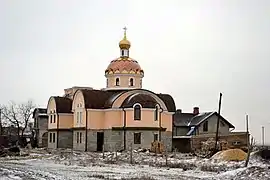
0 149 269 180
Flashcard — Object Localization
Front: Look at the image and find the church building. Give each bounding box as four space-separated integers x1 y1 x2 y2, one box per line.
46 28 176 152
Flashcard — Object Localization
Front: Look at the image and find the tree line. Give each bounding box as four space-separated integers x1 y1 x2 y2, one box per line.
0 100 36 140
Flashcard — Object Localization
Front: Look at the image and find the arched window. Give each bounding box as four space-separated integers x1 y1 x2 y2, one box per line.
116 78 120 86
129 78 134 86
134 104 141 120
154 105 159 121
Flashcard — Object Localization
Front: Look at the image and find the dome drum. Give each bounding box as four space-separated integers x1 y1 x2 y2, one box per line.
104 27 144 90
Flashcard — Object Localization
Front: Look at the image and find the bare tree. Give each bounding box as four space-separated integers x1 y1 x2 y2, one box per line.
0 100 35 141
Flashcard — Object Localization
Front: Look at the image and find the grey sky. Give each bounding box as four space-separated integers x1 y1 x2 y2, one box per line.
0 0 269 144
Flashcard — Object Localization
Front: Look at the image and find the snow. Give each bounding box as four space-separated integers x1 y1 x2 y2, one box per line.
0 148 269 180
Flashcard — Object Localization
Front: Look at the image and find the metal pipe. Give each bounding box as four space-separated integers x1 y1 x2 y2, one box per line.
246 115 249 147
57 113 59 148
0 108 2 136
122 108 126 150
85 109 88 152
159 107 164 141
262 126 265 147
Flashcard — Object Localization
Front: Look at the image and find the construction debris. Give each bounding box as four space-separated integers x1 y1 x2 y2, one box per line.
150 141 164 154
211 148 247 161
0 146 21 157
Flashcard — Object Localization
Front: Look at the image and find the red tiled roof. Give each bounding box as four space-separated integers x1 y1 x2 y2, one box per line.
105 58 143 73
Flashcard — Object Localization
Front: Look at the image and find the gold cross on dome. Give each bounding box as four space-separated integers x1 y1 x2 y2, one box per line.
123 26 127 39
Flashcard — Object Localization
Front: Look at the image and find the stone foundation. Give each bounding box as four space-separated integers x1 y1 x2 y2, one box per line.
58 130 73 149
87 129 172 152
51 129 172 152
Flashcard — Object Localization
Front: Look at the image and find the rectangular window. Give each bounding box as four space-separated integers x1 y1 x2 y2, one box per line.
154 134 158 141
173 127 177 136
49 133 52 143
134 132 141 144
134 105 141 120
52 133 56 143
220 121 225 127
76 132 79 143
50 115 52 123
79 132 82 143
232 141 241 145
79 112 82 124
53 114 56 123
76 112 79 124
203 121 208 132
154 107 158 121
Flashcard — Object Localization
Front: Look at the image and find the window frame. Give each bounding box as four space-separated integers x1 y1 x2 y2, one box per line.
49 133 52 143
79 132 82 143
203 121 208 132
154 105 159 121
134 132 141 144
53 113 56 123
116 78 120 86
76 112 79 124
79 112 82 124
129 78 134 86
154 134 158 141
52 133 55 143
133 104 142 120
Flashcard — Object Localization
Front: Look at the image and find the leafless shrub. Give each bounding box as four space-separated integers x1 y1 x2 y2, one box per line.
121 175 156 180
87 174 106 179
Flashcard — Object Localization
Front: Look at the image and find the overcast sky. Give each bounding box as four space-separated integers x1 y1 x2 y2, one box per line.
0 0 269 145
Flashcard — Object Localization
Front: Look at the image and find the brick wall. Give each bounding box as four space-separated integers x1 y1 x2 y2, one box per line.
191 132 249 152
58 131 73 149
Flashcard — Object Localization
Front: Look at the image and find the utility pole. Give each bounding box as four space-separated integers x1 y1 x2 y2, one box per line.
245 114 250 167
262 126 265 147
214 93 223 151
246 115 249 144
0 108 2 135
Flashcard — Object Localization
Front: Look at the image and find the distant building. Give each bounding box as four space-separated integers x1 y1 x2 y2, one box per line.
33 108 48 147
46 28 175 152
173 107 248 152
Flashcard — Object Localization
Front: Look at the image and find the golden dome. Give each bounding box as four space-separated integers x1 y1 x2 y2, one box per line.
119 39 131 49
119 27 131 49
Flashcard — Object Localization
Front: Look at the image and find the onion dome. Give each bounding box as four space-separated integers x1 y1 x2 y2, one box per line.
119 27 131 49
105 27 144 76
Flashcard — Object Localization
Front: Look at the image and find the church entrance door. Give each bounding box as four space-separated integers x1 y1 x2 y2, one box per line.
96 132 104 152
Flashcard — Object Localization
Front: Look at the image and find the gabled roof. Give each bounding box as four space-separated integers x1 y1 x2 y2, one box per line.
173 112 194 126
190 112 235 128
188 112 214 126
174 111 235 129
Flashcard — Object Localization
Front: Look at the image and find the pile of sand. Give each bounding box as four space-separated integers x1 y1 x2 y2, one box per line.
211 148 247 161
